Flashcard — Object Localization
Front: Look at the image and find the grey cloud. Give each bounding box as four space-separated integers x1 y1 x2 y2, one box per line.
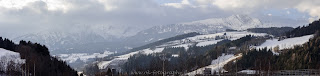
0 0 316 38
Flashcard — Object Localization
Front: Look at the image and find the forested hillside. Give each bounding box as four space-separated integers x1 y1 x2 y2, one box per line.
247 27 294 37
224 19 320 74
225 32 320 73
119 35 267 75
286 19 320 38
0 37 77 76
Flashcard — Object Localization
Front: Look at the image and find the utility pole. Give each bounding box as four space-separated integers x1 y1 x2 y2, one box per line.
236 60 237 76
24 52 27 76
34 62 35 76
259 62 261 76
162 53 165 76
28 63 29 76
268 61 270 76
218 54 220 76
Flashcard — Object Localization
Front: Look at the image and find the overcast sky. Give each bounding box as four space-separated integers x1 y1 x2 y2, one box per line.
0 0 319 38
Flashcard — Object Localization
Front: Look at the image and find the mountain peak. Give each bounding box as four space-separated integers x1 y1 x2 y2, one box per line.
180 14 262 30
228 14 252 22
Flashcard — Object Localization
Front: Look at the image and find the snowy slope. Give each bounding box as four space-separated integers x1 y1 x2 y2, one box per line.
166 31 268 50
98 31 267 69
184 34 313 75
0 48 25 71
131 15 271 45
196 40 223 46
186 54 242 75
256 35 313 54
14 31 106 53
182 15 263 30
56 51 114 63
98 48 164 69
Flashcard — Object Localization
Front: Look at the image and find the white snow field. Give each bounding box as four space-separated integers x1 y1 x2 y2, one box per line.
166 31 267 50
256 35 313 54
186 53 242 76
56 51 114 63
98 48 164 69
196 39 223 47
0 48 25 71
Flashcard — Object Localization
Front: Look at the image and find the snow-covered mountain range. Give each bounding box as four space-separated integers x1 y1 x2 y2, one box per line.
127 14 303 46
11 14 306 57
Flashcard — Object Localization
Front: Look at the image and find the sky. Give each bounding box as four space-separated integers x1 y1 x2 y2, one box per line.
0 0 319 38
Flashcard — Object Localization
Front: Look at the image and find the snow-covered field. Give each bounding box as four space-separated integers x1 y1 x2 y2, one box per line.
0 48 25 71
196 39 223 46
98 48 165 69
188 31 267 41
256 35 313 54
56 51 114 63
164 31 267 50
186 54 242 76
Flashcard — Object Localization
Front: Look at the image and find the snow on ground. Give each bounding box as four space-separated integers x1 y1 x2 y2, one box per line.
57 51 114 63
167 31 267 49
186 53 242 76
238 70 257 74
172 43 193 50
256 35 313 54
97 61 112 69
196 39 223 46
172 54 179 57
98 31 266 70
211 54 235 65
0 48 25 71
98 47 165 69
143 48 165 55
188 31 267 41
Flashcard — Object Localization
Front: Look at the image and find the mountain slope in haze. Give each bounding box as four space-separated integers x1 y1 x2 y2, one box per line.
127 15 298 46
13 24 143 54
14 15 306 55
14 31 106 54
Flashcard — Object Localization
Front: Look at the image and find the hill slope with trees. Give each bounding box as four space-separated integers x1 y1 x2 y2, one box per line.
0 37 77 76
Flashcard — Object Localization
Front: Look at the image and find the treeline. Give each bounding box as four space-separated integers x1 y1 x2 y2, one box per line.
286 19 320 38
247 27 294 37
224 48 275 73
0 37 77 76
0 38 16 51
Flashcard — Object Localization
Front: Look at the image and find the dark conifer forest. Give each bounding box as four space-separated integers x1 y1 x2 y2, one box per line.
0 37 77 76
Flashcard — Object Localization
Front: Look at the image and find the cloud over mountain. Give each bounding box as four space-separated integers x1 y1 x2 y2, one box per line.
0 0 318 38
